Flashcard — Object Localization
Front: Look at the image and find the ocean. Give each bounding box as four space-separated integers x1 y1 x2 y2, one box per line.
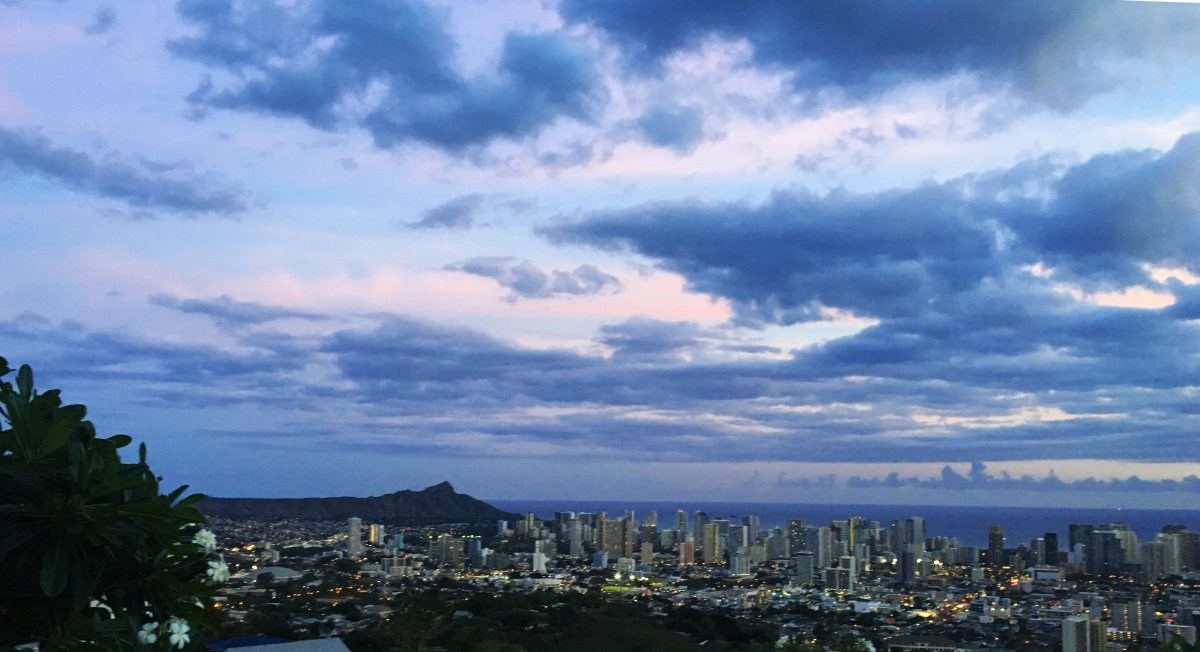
490 500 1200 548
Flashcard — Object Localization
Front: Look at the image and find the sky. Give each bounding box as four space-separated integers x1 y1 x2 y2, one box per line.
3 1 1200 508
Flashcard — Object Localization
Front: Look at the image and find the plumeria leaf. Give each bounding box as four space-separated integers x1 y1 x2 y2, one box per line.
40 539 70 597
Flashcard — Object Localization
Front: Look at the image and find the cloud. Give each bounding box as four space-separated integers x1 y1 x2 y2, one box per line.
597 317 706 360
322 315 592 404
0 312 308 387
148 293 329 328
844 462 1200 494
445 257 622 301
560 1 1200 110
405 193 486 230
544 132 1200 325
170 0 606 154
543 184 1002 326
636 103 705 153
0 126 247 217
84 5 117 35
1005 133 1200 288
7 294 1200 468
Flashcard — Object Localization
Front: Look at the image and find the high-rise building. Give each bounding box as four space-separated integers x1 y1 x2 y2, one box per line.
347 517 363 558
727 524 749 550
742 515 761 542
676 509 688 537
1162 526 1197 572
1159 624 1198 646
679 541 694 566
567 518 584 558
903 517 926 554
1110 522 1140 564
730 548 751 575
898 551 918 585
592 551 608 568
767 527 789 559
602 519 626 560
1044 532 1060 565
1112 602 1143 633
531 552 547 574
1143 540 1169 579
703 523 723 564
987 525 1005 567
1087 530 1123 575
645 511 658 529
817 527 833 569
794 551 815 585
839 555 857 582
787 520 806 553
640 542 654 565
1069 523 1094 551
593 512 607 548
434 534 464 568
694 512 709 553
369 523 385 546
624 516 638 559
1062 615 1088 652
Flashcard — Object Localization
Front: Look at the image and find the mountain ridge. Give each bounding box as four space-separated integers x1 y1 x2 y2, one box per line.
199 481 520 524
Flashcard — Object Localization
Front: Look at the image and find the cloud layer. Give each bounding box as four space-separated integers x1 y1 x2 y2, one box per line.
561 1 1200 111
445 257 622 301
0 127 247 217
171 0 605 154
3 0 1200 500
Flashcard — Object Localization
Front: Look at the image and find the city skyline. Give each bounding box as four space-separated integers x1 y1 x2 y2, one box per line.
3 1 1200 505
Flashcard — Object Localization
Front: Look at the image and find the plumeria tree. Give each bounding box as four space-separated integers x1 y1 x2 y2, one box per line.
0 357 227 650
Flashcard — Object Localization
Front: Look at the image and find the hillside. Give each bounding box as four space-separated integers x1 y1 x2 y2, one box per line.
200 481 520 524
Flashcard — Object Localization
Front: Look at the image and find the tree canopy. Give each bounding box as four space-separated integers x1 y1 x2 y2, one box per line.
0 357 223 650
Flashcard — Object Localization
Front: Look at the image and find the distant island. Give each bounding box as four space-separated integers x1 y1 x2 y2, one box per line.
200 481 520 524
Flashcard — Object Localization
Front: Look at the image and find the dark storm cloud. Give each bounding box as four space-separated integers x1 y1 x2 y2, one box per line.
170 0 605 154
148 293 329 327
405 193 486 230
0 126 247 217
560 0 1200 110
445 257 622 301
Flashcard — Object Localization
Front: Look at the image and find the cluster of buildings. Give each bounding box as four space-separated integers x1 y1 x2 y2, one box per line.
209 511 1200 651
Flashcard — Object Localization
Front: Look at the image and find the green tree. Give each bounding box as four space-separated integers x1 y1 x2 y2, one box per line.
256 572 277 590
0 358 222 650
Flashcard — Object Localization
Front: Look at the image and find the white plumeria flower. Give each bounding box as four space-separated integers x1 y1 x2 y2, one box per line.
206 556 230 583
167 618 190 649
88 599 114 618
192 529 217 552
137 622 159 645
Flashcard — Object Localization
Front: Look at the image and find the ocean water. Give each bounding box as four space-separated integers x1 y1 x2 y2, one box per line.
490 500 1200 548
